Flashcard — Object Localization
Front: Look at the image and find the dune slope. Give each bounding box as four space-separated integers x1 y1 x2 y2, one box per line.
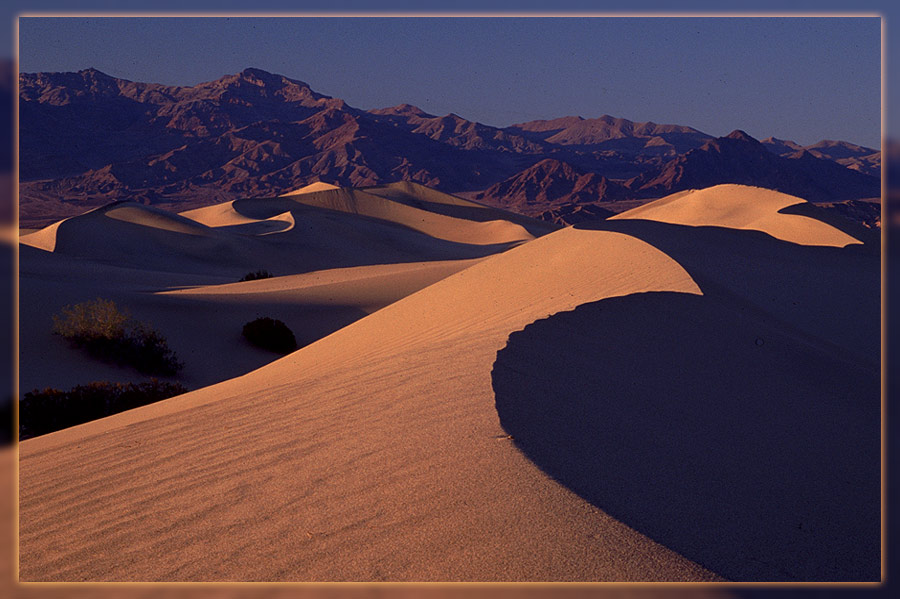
18 181 557 391
19 183 544 392
20 225 715 581
17 184 879 582
19 241 483 393
611 184 865 247
362 180 559 238
494 287 878 581
21 199 516 277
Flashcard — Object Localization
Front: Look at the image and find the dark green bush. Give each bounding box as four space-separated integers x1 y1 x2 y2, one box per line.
52 298 182 375
20 379 188 439
240 270 274 282
242 317 297 354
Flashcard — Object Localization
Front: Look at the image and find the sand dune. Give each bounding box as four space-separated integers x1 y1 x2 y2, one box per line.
17 183 879 582
179 199 276 227
21 202 215 255
18 184 549 392
17 219 66 252
279 181 341 196
365 181 484 207
0 442 728 599
612 184 865 247
19 244 484 393
191 183 543 248
21 193 532 277
104 204 212 235
161 259 480 308
20 225 714 581
280 186 537 246
498 216 879 580
364 181 559 238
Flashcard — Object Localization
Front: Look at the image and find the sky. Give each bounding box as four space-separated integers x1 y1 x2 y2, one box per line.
10 8 888 149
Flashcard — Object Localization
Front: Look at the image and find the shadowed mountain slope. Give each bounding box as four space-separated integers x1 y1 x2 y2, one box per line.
631 131 880 204
20 68 880 228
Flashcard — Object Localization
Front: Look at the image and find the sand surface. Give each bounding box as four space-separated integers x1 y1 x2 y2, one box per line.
0 454 739 599
19 249 482 393
18 187 544 393
612 184 863 247
363 181 559 238
16 184 880 582
279 181 341 196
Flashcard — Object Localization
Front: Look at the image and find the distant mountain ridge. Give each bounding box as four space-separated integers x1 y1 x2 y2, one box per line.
19 67 881 227
761 136 881 177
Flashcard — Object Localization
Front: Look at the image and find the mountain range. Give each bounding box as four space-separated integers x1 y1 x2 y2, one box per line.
19 67 881 227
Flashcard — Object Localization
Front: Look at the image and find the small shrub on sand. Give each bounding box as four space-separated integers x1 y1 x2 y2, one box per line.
52 297 129 341
52 298 182 375
242 317 297 354
240 270 274 282
20 379 188 439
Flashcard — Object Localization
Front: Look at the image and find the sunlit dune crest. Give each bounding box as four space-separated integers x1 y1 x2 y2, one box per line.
612 183 864 247
279 181 341 196
16 183 879 582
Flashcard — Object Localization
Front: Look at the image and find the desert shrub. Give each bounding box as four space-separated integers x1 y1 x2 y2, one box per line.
52 298 182 375
120 323 183 375
240 270 274 282
20 379 188 439
52 297 129 341
242 317 297 354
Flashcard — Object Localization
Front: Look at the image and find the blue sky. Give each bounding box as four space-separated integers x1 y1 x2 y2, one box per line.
12 8 887 149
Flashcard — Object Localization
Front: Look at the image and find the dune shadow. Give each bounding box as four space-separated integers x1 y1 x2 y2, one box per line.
492 291 879 581
367 193 558 237
214 218 294 236
494 219 880 581
575 219 880 364
230 197 527 260
776 201 880 247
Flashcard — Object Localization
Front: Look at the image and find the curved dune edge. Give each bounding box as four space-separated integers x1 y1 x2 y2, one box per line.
258 210 295 235
180 204 295 236
279 181 341 196
179 200 262 227
364 180 491 208
493 290 879 581
612 184 864 247
184 187 536 247
286 187 537 246
159 258 483 299
105 204 211 236
21 202 214 253
18 183 875 581
25 227 701 441
19 218 65 252
20 227 719 582
20 198 518 278
363 181 560 239
18 203 114 252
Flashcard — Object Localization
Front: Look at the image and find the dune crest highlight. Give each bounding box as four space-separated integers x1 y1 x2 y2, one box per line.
612 183 865 247
279 181 341 196
17 182 879 582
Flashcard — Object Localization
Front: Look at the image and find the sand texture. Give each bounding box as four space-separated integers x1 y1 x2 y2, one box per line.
19 184 544 393
17 184 879 582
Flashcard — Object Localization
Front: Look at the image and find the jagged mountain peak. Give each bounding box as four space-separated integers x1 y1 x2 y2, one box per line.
77 67 113 78
724 129 759 143
18 67 880 228
369 103 433 118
